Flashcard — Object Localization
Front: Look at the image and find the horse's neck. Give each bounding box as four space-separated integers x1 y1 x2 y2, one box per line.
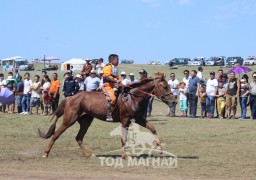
133 80 155 94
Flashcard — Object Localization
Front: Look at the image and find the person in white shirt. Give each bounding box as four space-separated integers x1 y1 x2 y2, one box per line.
96 58 105 75
30 75 41 114
167 73 179 116
128 73 138 83
84 70 101 92
182 70 191 88
206 71 218 118
21 73 33 114
120 71 130 85
179 82 188 117
75 74 85 92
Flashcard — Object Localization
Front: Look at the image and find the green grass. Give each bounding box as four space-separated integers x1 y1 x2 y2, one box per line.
0 64 256 179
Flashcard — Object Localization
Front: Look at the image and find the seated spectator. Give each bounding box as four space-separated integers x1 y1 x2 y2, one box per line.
30 75 41 115
76 74 85 92
239 78 249 120
216 81 226 119
84 70 101 92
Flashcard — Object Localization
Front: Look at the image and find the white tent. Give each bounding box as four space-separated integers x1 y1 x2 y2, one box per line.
61 58 85 71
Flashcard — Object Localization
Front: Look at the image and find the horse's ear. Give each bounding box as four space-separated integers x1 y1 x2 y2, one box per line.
155 72 166 80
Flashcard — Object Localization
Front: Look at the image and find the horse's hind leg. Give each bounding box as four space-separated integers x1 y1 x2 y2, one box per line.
76 114 94 157
135 120 162 150
43 113 79 158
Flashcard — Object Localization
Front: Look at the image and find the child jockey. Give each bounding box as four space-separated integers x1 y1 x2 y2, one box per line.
102 54 120 121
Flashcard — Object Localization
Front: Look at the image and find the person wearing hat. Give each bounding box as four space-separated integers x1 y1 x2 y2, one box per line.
81 58 93 79
205 71 218 118
84 70 101 92
75 74 85 92
249 72 256 119
128 73 138 83
138 69 153 117
63 70 79 97
139 69 148 80
6 76 17 113
102 54 120 121
239 78 250 120
167 73 179 117
225 71 240 119
120 71 130 85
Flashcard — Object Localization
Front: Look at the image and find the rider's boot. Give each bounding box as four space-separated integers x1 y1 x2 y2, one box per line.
106 100 113 121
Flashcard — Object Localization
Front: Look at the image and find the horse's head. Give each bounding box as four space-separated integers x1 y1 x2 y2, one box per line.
152 73 177 107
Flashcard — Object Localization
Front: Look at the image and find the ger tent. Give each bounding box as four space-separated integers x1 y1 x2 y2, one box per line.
61 58 85 71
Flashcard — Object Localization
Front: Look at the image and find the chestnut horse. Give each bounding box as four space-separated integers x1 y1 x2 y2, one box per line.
38 74 176 158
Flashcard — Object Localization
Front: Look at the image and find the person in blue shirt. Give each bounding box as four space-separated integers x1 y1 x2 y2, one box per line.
188 70 201 118
63 70 79 97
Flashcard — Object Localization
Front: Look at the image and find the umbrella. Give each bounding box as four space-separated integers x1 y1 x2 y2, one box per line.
227 66 252 75
0 88 15 105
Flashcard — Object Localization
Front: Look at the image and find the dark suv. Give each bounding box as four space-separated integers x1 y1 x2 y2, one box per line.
226 56 244 66
168 58 191 67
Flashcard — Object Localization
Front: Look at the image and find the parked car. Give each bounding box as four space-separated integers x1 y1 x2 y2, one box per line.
168 58 191 67
19 63 34 71
243 56 256 66
205 56 225 66
148 61 161 65
226 56 244 66
187 57 205 66
121 59 134 64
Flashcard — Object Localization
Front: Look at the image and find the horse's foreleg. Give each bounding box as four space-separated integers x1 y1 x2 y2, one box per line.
76 114 94 157
121 126 128 159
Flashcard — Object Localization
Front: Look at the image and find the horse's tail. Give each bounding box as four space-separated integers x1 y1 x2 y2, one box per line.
38 97 70 139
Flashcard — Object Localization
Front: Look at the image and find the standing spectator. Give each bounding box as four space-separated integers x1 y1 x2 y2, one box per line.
84 70 101 92
81 58 93 79
41 75 51 115
76 74 85 92
6 76 16 113
128 73 138 83
120 71 130 85
139 69 153 117
63 70 79 97
179 82 187 117
0 73 6 112
197 67 204 80
49 73 61 113
29 75 41 115
182 70 190 117
199 86 207 118
239 78 249 120
14 68 20 80
222 73 228 88
216 81 226 119
225 71 240 119
167 73 179 116
249 72 256 119
16 76 24 113
41 70 50 86
188 70 200 118
242 74 249 83
70 66 74 74
21 73 33 114
217 69 223 82
96 58 105 75
206 71 218 118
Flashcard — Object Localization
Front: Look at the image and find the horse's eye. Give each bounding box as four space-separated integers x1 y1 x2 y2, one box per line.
164 86 168 90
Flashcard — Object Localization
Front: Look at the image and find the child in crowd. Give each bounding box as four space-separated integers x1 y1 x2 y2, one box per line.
42 91 53 115
239 78 250 120
199 86 207 118
179 82 187 117
216 81 226 119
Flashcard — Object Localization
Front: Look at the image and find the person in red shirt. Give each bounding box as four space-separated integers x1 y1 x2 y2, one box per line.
81 58 93 79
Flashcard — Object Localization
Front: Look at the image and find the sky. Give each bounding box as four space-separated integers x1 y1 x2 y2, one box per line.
1 0 256 64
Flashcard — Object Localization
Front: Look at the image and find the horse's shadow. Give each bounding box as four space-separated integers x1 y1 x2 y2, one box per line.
96 154 198 159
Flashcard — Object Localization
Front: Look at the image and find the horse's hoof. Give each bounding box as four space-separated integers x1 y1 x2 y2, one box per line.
42 154 48 158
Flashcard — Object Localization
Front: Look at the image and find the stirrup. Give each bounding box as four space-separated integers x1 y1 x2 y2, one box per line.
106 116 113 122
